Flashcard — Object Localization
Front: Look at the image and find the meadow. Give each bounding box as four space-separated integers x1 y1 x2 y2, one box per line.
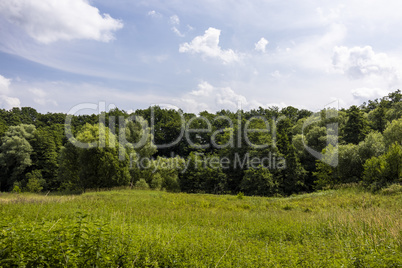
0 187 401 267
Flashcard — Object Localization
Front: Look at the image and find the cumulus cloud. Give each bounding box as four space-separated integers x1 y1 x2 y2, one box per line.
332 46 399 81
0 0 123 44
0 75 20 110
0 75 11 94
351 87 390 101
0 96 21 110
255 37 269 53
333 46 400 103
189 81 214 97
177 81 263 113
179 27 240 64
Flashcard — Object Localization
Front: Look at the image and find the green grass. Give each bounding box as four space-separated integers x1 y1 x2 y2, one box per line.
0 187 401 267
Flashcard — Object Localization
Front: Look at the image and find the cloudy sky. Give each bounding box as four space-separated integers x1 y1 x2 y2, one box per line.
0 0 401 114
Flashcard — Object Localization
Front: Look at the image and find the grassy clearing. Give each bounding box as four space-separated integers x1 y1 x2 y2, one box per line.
0 188 401 267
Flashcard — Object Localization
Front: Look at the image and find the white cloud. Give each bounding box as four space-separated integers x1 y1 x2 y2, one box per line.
316 6 343 24
265 23 346 73
147 10 162 18
169 15 180 25
0 75 20 110
0 96 21 110
189 81 214 97
266 102 288 109
332 46 399 81
29 88 57 106
0 75 11 94
169 15 184 37
0 0 123 44
177 81 263 113
179 27 240 64
172 27 185 37
332 46 400 103
255 37 268 53
351 87 390 101
29 88 46 98
187 25 194 31
271 70 281 79
12 81 172 114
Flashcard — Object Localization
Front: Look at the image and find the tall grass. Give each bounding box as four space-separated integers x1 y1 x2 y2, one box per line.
0 187 401 267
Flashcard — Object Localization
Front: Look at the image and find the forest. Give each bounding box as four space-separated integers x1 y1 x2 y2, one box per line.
0 90 401 195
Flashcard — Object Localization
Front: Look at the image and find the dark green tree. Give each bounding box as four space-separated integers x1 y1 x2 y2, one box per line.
368 105 387 132
275 118 306 194
343 105 369 144
240 166 279 196
30 127 60 190
179 152 227 194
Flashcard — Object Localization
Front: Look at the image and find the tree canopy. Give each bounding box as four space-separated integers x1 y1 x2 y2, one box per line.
0 89 400 194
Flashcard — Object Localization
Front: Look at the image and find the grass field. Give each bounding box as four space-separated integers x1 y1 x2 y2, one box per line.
0 187 401 267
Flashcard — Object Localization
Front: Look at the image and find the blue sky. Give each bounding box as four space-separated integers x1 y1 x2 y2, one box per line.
0 0 401 114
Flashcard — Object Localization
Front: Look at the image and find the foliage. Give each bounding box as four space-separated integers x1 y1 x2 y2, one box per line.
123 116 157 159
367 105 387 132
179 152 227 194
30 126 60 190
0 90 400 194
59 123 131 191
0 124 36 191
25 170 46 193
135 178 150 189
313 145 339 189
383 118 402 149
240 166 279 196
11 183 21 194
363 143 402 191
337 144 362 183
379 183 402 195
357 131 385 161
343 105 369 144
149 173 163 190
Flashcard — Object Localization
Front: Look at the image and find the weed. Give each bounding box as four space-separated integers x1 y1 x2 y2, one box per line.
0 189 401 267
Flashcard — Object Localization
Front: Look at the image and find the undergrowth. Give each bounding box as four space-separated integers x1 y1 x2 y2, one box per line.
0 187 401 267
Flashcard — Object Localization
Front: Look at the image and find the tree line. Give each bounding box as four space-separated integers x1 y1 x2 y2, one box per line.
0 90 401 195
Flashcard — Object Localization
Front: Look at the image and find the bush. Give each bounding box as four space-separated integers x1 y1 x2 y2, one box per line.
12 183 21 194
25 170 46 193
135 179 150 190
236 192 244 199
379 184 402 195
363 143 402 191
150 173 163 190
240 167 279 196
161 173 181 192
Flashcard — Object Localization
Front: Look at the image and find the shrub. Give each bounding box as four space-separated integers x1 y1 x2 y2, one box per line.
379 184 402 195
135 178 150 190
150 173 163 190
25 170 46 193
12 183 21 194
363 142 402 191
